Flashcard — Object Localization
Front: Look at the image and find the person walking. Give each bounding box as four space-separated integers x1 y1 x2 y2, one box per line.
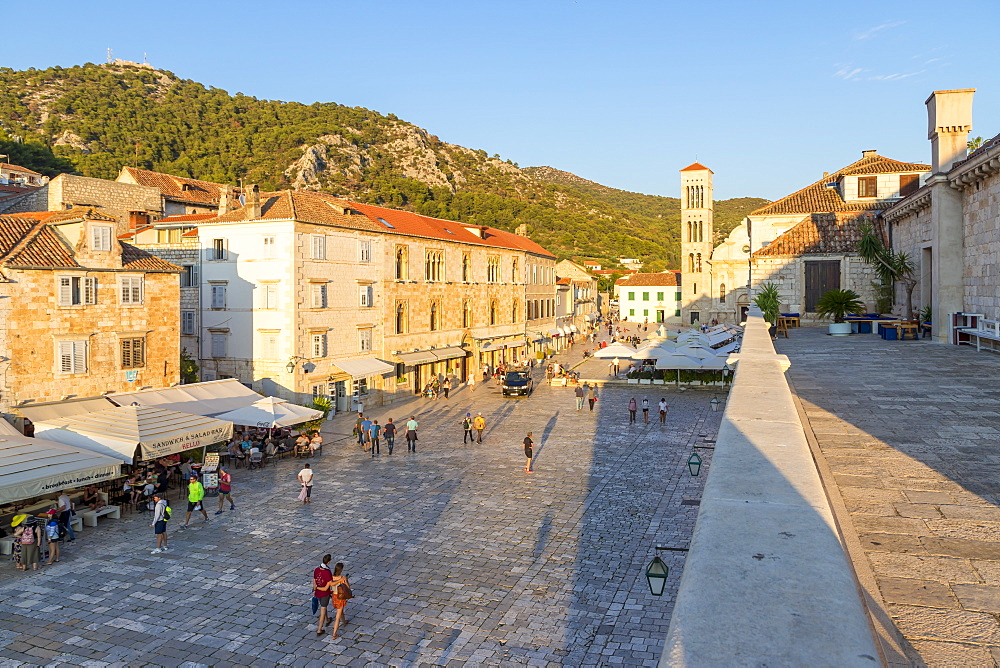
354 413 365 447
183 474 209 527
612 357 620 376
369 419 382 457
215 467 236 514
405 416 419 452
642 397 650 424
658 398 668 425
150 493 169 554
472 412 486 443
441 376 451 400
43 510 65 564
360 415 372 452
462 413 474 443
574 384 585 411
467 371 476 391
328 562 351 640
313 554 334 636
523 432 534 473
383 418 396 455
298 463 314 504
587 385 598 412
628 397 638 424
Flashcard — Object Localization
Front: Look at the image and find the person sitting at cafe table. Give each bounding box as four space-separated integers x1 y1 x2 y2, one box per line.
228 439 245 462
309 432 323 454
82 485 105 511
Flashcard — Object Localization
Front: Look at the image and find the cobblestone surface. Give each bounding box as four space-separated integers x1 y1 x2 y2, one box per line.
779 327 1000 666
0 328 719 667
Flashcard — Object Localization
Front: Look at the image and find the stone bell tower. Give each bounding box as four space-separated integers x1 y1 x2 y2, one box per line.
679 163 714 325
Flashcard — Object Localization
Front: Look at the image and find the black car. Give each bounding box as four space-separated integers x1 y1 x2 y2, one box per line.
501 370 534 397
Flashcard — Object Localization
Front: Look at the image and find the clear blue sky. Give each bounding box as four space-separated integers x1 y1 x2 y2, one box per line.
5 0 999 200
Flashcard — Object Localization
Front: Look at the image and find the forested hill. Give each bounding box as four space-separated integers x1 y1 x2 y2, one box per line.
0 62 767 267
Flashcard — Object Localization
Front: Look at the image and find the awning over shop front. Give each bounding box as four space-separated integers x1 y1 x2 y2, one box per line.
0 435 122 505
333 357 395 379
433 347 467 361
569 325 579 333
504 339 527 349
558 327 571 336
18 397 117 423
109 379 262 418
34 405 233 464
396 350 438 365
547 328 562 337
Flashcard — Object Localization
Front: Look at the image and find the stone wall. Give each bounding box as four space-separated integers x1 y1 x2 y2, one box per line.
0 186 47 214
889 206 932 313
962 170 1000 318
0 267 180 415
751 255 880 321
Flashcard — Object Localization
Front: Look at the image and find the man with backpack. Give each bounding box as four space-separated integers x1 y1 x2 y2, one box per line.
183 474 209 527
151 493 170 554
462 413 474 443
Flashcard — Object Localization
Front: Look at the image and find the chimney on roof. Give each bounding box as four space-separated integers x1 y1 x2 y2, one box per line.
218 187 232 215
926 88 975 172
515 223 528 237
128 210 150 231
246 184 261 219
862 150 877 158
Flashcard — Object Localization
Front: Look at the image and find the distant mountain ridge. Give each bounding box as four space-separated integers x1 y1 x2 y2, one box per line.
0 63 767 267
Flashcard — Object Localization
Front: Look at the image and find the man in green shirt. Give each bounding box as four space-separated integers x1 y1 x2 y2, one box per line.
183 474 209 527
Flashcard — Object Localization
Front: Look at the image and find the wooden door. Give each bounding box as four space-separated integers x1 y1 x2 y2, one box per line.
804 261 841 312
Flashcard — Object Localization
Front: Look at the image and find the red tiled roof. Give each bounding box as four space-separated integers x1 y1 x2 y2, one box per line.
752 213 875 258
15 209 118 223
0 216 80 269
0 163 41 176
556 277 572 285
157 213 217 223
120 167 241 206
680 162 712 172
751 153 930 216
615 272 681 287
207 190 556 258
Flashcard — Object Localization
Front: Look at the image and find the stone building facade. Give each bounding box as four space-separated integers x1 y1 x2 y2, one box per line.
0 210 181 417
883 88 1000 342
554 260 599 331
681 153 930 324
117 166 241 216
679 163 715 325
188 189 556 410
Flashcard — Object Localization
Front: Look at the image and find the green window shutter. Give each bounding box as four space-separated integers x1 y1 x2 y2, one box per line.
657 292 664 300
642 292 649 301
643 309 649 316
629 309 635 316
675 309 681 316
675 291 681 301
628 291 635 300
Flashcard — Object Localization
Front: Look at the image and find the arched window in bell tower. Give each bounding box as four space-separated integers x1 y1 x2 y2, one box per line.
696 253 702 272
688 253 695 273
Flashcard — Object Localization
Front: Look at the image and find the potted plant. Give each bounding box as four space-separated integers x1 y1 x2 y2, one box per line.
815 288 864 336
753 282 781 337
638 370 653 385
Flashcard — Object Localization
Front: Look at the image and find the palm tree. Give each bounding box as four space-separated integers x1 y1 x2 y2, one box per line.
815 289 864 323
968 136 985 152
857 221 917 319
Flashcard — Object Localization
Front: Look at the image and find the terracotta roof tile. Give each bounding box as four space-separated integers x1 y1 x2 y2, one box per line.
751 153 930 216
950 131 1000 171
680 162 712 172
0 216 80 268
752 213 875 257
614 272 681 287
120 167 241 206
206 190 556 258
157 213 217 223
15 209 118 223
0 162 41 176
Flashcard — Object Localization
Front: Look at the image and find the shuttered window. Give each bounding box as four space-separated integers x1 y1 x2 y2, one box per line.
58 276 97 305
311 284 328 308
311 235 327 260
359 285 373 307
91 225 113 251
58 341 87 374
180 265 199 287
182 311 196 335
120 276 144 304
211 333 227 358
311 333 328 358
358 240 372 263
121 337 145 369
211 285 227 309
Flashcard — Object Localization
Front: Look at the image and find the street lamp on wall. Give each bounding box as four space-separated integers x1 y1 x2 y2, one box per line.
286 356 305 373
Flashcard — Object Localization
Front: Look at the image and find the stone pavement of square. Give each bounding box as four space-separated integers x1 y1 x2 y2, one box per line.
779 327 1000 667
0 368 719 666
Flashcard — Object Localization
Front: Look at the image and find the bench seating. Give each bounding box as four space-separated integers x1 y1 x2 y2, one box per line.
958 319 1000 353
78 505 120 527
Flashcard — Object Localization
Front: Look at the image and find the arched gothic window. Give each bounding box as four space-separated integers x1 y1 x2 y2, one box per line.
719 283 727 303
429 302 439 331
688 253 695 273
512 299 519 323
462 300 472 328
395 302 408 334
395 246 408 280
696 253 702 272
489 300 498 325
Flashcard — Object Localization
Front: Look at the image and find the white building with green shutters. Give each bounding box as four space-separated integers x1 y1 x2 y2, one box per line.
614 272 682 324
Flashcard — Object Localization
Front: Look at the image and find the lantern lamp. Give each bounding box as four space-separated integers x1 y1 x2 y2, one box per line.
710 396 720 412
688 452 702 477
645 554 669 596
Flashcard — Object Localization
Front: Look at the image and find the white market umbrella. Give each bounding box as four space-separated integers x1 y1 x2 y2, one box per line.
676 344 719 359
633 342 679 360
0 435 122 505
593 342 637 359
213 396 322 429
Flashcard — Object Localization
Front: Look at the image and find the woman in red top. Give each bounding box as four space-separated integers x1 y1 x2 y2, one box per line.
328 562 350 640
313 554 334 635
